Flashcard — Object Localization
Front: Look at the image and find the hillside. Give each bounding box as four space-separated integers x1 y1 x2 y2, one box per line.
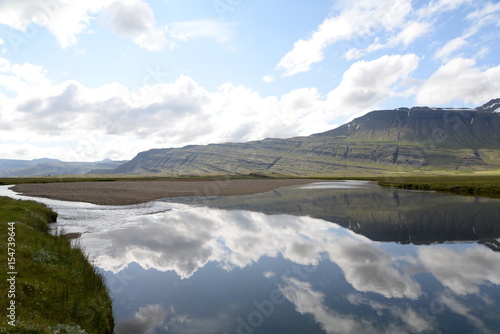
0 159 127 177
112 99 500 176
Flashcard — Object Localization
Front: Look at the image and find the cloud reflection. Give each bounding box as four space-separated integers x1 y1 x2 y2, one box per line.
418 246 500 295
83 204 423 301
280 278 432 334
114 304 168 334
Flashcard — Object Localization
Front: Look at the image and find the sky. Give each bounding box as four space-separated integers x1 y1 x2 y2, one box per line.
0 0 499 162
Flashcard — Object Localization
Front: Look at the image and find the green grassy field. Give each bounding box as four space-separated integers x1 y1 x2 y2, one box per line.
377 175 500 198
0 197 114 333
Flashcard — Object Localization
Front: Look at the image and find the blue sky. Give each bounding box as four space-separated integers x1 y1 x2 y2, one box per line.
0 0 499 161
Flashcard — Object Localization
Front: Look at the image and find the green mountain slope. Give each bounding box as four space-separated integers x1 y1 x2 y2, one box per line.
112 99 500 176
0 159 127 177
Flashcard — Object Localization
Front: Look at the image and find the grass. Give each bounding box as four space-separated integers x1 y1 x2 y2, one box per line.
377 175 500 198
0 197 114 333
0 174 289 186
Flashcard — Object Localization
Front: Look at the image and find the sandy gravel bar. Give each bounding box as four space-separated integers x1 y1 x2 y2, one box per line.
10 179 319 205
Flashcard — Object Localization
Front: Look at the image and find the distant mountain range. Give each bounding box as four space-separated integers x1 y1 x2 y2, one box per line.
111 99 500 176
0 158 126 177
4 99 500 177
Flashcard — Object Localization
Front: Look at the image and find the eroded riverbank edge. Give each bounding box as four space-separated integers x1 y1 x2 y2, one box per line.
0 196 114 333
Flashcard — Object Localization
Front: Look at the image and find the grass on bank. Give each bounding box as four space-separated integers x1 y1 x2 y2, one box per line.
0 197 114 333
377 175 500 198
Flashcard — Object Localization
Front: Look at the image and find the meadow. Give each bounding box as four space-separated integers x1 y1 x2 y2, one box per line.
0 197 114 333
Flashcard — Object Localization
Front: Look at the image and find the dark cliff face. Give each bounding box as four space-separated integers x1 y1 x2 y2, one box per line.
112 99 500 175
318 101 500 149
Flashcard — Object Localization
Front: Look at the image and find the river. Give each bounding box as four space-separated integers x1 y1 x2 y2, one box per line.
1 181 500 333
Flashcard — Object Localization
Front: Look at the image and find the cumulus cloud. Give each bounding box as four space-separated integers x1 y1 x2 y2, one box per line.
276 0 413 76
326 54 421 117
0 58 51 92
106 0 166 51
0 0 110 48
416 58 500 105
0 0 169 51
0 54 423 160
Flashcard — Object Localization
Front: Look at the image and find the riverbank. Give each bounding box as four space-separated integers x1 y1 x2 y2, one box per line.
378 175 500 198
4 174 500 205
10 178 318 205
0 197 114 333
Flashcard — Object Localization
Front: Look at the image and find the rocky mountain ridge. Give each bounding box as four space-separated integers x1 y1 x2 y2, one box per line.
111 99 500 176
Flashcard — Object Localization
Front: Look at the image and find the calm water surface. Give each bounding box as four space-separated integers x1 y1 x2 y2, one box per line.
1 181 500 334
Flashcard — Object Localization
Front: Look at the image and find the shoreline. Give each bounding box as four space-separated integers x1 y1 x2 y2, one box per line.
0 197 114 332
11 178 320 205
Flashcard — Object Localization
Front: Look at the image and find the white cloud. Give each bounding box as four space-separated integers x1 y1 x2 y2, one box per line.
165 19 236 44
434 37 468 60
345 21 430 60
464 1 500 37
0 57 338 160
431 2 500 63
417 0 472 17
395 21 431 46
0 0 110 48
262 75 275 83
326 54 421 117
416 58 500 105
466 1 500 21
0 53 425 160
276 0 412 76
106 0 166 51
0 0 169 50
0 58 52 92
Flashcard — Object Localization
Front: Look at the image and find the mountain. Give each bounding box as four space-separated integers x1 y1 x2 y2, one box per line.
0 158 128 177
110 99 500 175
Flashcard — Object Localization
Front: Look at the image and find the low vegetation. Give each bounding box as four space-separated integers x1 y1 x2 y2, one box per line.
0 197 114 333
377 175 500 198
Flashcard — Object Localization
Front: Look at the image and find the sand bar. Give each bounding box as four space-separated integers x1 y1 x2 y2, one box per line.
10 179 319 205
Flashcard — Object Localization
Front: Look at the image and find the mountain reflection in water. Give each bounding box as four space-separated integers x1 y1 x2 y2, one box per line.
167 180 500 247
1 182 500 333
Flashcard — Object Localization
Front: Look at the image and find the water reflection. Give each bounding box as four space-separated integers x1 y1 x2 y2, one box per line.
1 183 500 333
167 180 500 245
88 201 500 333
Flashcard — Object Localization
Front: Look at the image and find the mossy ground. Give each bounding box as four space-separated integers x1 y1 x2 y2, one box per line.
0 197 114 333
377 174 500 198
